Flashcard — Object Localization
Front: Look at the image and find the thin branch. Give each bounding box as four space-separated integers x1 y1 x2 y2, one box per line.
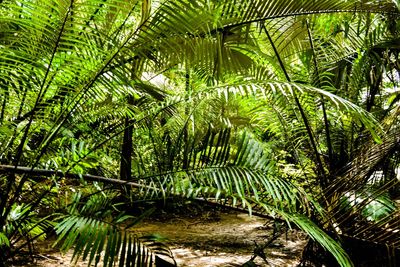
0 164 153 190
306 19 333 172
0 164 284 222
262 24 327 184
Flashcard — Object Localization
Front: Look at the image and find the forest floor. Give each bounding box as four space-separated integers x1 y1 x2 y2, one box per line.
17 206 308 267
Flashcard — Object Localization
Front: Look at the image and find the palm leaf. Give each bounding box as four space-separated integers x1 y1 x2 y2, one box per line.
122 125 353 266
54 192 174 267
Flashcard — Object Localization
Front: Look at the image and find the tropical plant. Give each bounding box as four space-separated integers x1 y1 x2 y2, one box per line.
52 188 175 267
0 0 400 267
247 6 400 266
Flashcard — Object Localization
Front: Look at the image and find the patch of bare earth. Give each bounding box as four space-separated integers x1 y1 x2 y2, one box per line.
22 211 307 267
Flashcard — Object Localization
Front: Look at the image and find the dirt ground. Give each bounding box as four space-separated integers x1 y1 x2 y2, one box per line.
24 210 307 267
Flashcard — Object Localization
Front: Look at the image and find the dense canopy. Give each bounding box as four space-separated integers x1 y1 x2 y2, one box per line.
0 0 399 266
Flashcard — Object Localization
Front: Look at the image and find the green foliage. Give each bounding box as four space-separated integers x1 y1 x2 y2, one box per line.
341 190 397 222
0 202 55 258
1 0 400 266
54 191 173 267
0 232 10 247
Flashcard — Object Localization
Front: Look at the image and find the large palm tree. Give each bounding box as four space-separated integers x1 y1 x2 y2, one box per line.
0 0 399 266
248 6 400 266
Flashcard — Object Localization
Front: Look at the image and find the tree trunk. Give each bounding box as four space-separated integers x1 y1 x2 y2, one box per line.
120 96 134 180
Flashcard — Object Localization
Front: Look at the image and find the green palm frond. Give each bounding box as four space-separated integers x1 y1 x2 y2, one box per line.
0 202 55 257
218 0 397 27
54 192 174 267
326 132 399 196
208 80 382 141
55 215 174 267
320 129 400 249
122 125 353 266
54 74 383 190
311 14 390 66
285 212 354 267
1 0 395 162
0 232 10 248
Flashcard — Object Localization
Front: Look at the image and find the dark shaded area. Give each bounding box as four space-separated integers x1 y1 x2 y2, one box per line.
300 236 400 267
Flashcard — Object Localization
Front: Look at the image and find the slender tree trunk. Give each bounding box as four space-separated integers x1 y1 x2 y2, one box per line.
0 82 7 124
120 95 134 180
119 0 151 180
263 25 326 185
182 69 190 169
306 20 333 174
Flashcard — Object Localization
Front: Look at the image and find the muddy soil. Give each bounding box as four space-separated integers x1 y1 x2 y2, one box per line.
23 210 307 267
